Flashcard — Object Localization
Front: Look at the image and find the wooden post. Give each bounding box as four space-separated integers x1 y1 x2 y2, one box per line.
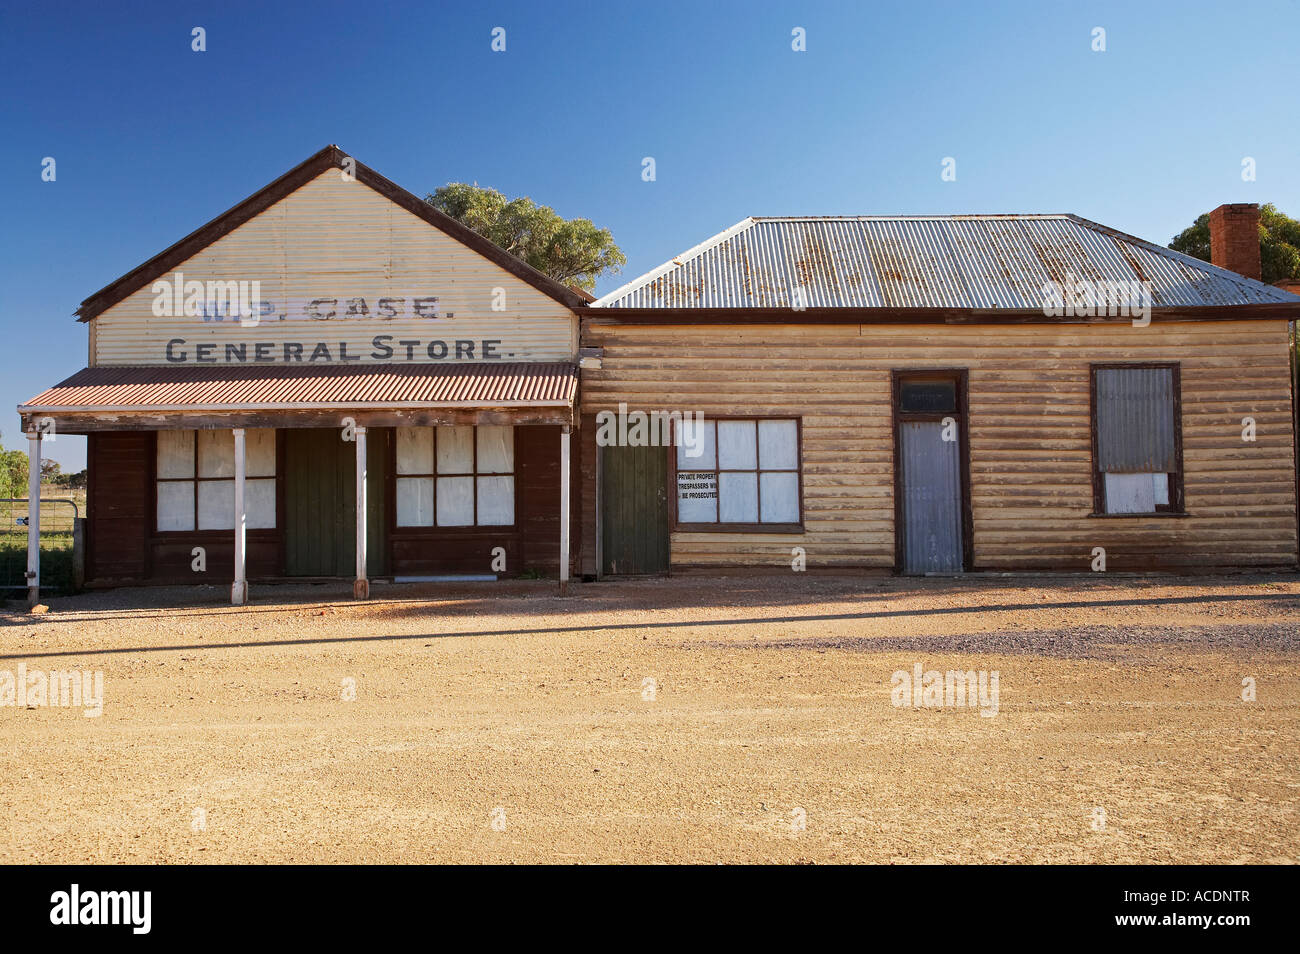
559 425 571 594
26 432 41 607
353 426 369 600
231 428 247 605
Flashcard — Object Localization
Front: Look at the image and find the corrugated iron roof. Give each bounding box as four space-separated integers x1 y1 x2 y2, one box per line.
593 214 1300 309
19 363 577 411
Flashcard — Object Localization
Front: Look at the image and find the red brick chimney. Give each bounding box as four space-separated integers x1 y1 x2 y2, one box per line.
1208 203 1262 281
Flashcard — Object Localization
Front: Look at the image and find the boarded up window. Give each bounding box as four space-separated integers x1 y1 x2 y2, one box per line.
396 428 434 475
156 481 195 531
395 426 515 527
156 429 277 531
675 418 801 528
1093 366 1181 514
157 431 195 479
396 477 434 527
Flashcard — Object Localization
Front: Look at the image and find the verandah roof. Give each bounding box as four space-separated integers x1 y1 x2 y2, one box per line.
18 362 578 432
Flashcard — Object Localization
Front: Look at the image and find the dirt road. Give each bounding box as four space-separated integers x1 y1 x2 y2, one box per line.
1 574 1297 863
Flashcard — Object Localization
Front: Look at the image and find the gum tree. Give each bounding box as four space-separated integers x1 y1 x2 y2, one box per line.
1169 203 1300 285
426 183 625 293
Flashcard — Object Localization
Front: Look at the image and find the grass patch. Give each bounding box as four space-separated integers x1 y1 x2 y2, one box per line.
0 534 75 595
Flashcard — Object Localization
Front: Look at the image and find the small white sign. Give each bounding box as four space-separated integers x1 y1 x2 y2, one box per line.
676 471 718 502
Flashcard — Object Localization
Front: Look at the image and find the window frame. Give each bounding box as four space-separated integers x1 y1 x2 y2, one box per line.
154 429 280 533
1089 362 1186 517
394 425 518 529
669 416 804 533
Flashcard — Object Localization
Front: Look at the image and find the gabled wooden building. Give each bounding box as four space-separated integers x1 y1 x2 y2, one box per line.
577 208 1300 575
18 152 1300 602
18 146 583 603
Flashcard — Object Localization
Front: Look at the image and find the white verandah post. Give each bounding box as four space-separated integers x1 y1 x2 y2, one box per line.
231 427 247 606
26 431 41 607
559 424 571 594
354 425 369 600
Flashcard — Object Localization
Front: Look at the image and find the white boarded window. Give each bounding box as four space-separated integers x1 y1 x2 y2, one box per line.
395 426 515 527
396 427 434 475
437 426 474 474
157 429 277 531
675 419 801 528
157 431 195 479
156 481 195 531
436 476 475 526
395 478 434 527
197 430 235 478
1093 365 1181 515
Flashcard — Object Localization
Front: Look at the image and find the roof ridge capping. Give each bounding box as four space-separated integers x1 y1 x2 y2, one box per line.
75 145 587 321
1062 213 1300 300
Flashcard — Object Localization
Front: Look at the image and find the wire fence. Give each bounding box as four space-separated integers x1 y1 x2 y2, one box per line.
0 495 83 597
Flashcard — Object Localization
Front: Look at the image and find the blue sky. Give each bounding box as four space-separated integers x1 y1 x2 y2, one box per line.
2 0 1297 470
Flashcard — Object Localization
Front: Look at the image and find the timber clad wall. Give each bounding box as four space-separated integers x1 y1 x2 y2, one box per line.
90 170 577 367
580 319 1298 571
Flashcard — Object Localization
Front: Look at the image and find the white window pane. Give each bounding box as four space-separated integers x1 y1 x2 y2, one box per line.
437 426 474 474
760 472 800 523
1153 473 1170 506
246 429 276 477
758 420 798 470
396 477 434 526
157 431 195 478
476 426 514 474
436 476 474 525
156 482 194 531
718 420 757 469
197 479 235 530
1104 472 1156 514
477 476 515 525
198 430 235 478
719 471 759 522
676 471 718 522
246 478 277 529
677 418 715 470
396 427 434 475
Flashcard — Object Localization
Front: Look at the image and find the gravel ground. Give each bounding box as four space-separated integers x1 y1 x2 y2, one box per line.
1 573 1297 864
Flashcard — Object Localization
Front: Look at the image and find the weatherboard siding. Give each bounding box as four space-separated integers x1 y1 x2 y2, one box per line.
580 319 1297 571
90 170 577 367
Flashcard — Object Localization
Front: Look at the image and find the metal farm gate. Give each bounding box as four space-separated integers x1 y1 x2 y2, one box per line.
0 497 83 599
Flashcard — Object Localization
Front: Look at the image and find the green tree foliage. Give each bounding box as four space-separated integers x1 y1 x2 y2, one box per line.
0 444 28 499
426 183 625 292
1169 204 1300 285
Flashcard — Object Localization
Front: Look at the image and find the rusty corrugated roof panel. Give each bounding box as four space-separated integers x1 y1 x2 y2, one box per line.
19 362 577 411
593 214 1300 309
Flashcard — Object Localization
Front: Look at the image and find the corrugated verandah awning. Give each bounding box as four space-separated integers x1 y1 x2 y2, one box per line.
18 362 578 432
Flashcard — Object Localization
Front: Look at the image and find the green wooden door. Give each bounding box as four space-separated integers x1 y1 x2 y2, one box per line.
285 429 389 577
601 444 669 575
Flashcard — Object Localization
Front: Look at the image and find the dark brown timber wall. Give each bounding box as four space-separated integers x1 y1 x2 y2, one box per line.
86 432 150 582
87 426 580 584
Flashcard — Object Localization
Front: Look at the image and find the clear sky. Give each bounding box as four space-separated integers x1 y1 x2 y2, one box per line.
2 0 1297 471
